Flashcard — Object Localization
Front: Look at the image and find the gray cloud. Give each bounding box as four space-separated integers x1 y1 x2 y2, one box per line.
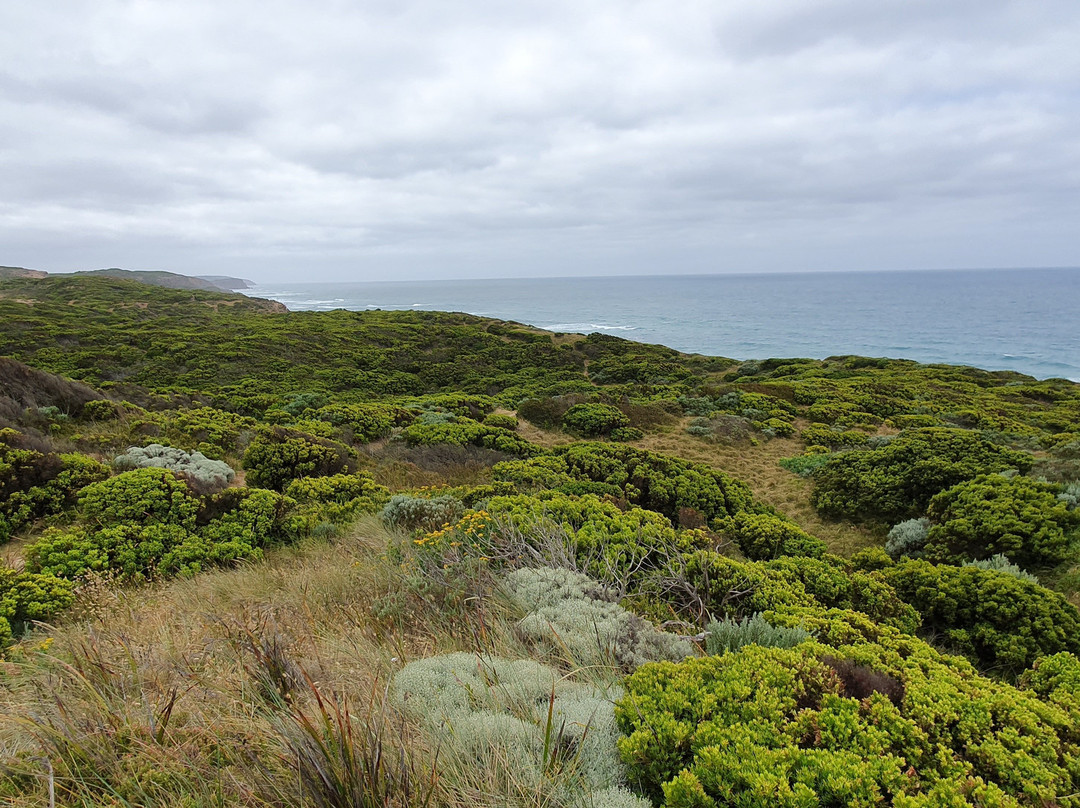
1 0 1077 281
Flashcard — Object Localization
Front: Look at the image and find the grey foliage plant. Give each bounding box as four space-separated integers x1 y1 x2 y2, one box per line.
885 517 931 560
962 553 1040 585
502 567 693 671
390 652 650 807
113 443 234 493
705 613 812 655
379 494 464 533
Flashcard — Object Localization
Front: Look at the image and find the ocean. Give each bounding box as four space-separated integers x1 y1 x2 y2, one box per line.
249 267 1080 382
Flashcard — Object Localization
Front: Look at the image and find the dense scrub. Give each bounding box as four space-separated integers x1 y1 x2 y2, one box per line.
0 272 1079 808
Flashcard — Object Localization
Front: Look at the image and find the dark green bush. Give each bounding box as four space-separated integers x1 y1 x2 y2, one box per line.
0 436 109 541
714 512 827 560
242 429 356 491
923 474 1080 566
561 403 631 437
810 428 1033 523
494 443 763 524
398 420 542 457
0 565 75 645
883 559 1080 672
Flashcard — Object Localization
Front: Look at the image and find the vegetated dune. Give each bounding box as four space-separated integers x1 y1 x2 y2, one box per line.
1 272 1079 807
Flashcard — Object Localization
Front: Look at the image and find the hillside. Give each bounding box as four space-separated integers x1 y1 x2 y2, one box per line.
1 272 1079 807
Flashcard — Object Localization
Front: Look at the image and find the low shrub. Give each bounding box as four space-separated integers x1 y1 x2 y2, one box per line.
923 474 1080 566
883 559 1080 672
810 427 1033 523
562 403 631 437
704 613 812 655
242 428 356 491
714 512 827 560
114 443 235 494
482 413 518 430
777 452 831 477
503 567 692 670
79 467 198 530
0 565 75 646
884 517 930 560
399 420 542 457
615 639 1080 806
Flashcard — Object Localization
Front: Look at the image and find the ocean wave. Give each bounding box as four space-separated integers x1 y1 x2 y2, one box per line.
540 322 637 333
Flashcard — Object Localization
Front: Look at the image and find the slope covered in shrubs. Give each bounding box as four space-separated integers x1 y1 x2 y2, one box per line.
0 272 1079 808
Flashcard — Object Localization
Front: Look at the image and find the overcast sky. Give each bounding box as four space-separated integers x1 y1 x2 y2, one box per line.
2 0 1078 282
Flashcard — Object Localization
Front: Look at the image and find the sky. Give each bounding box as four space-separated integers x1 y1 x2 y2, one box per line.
2 0 1079 283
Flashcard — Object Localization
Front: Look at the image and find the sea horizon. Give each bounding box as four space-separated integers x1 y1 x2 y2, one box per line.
250 266 1080 382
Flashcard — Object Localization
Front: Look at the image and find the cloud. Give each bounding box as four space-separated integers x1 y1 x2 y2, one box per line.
1 0 1078 280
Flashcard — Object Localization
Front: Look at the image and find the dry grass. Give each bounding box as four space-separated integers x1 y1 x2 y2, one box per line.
0 516 529 807
633 421 880 556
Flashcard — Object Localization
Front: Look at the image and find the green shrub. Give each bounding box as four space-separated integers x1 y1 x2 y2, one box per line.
704 613 812 655
487 493 707 587
883 559 1080 672
615 639 1080 807
494 443 763 524
923 474 1080 566
284 471 387 507
242 429 356 491
777 452 831 477
0 439 109 541
562 403 631 437
482 413 518 430
79 467 198 530
314 402 414 441
801 423 869 448
810 428 1033 523
609 426 644 442
665 551 920 635
516 397 570 429
714 512 827 560
26 523 192 580
399 420 542 457
0 565 75 646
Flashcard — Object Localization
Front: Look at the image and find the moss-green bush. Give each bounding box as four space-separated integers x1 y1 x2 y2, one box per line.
616 639 1080 807
494 443 763 524
399 419 542 457
79 467 198 530
810 428 1033 523
883 559 1080 672
562 403 631 437
242 429 356 491
923 474 1080 566
714 512 827 561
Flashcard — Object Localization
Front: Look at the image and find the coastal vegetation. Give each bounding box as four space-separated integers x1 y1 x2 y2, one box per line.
1 271 1079 806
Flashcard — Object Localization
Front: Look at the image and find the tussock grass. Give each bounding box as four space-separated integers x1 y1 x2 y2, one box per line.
0 516 532 807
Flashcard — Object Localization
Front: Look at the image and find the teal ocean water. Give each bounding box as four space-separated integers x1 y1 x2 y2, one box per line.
251 268 1080 382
